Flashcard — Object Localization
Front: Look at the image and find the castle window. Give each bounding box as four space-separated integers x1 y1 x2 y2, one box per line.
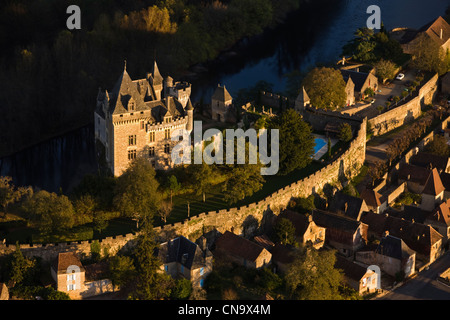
164 144 170 154
149 131 155 142
165 128 171 139
149 147 155 157
128 150 136 160
165 116 172 123
128 98 135 111
128 135 136 146
140 121 145 130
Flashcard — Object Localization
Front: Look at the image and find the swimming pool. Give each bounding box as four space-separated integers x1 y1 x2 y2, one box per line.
314 137 327 154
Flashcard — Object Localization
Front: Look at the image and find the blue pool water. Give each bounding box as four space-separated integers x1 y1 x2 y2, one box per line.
314 138 327 154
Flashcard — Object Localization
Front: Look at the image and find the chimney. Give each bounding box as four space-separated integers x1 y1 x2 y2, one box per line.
383 230 389 238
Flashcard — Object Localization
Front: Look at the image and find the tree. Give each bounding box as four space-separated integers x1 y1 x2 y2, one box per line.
8 245 37 287
425 135 450 157
166 175 181 205
409 33 448 75
191 162 213 203
269 109 315 175
285 247 343 300
223 164 265 205
131 222 170 300
374 59 398 84
171 278 192 300
302 67 347 109
158 200 173 223
338 123 353 142
0 177 28 217
273 218 296 246
109 254 136 291
113 158 161 223
23 190 75 234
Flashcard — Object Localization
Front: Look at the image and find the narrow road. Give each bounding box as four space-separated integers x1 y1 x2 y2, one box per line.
377 252 450 300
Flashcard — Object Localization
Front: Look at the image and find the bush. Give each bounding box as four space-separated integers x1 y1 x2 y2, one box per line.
171 278 192 300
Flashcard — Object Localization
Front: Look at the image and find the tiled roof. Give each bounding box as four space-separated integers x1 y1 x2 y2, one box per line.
361 211 443 256
398 163 431 185
422 168 445 196
276 210 311 237
253 234 275 250
376 235 415 260
312 209 362 234
410 152 449 173
334 254 371 282
84 261 109 282
340 70 373 92
212 85 232 102
423 16 450 47
269 243 295 265
361 189 383 208
329 192 367 220
428 199 450 226
53 252 83 273
215 231 267 263
158 236 207 270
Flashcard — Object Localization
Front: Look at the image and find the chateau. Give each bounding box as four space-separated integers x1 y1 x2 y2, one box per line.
94 61 194 176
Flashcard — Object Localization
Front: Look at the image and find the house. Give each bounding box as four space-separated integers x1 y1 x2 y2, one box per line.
275 210 325 249
158 236 213 288
51 252 114 299
409 152 450 173
424 200 450 244
214 231 272 269
51 252 86 299
356 234 416 278
312 209 368 257
398 163 431 194
340 69 378 101
211 84 233 123
94 61 194 176
361 188 387 213
0 283 8 300
361 211 443 263
329 192 369 220
334 255 379 295
270 243 296 274
439 171 450 198
420 168 445 211
399 16 450 54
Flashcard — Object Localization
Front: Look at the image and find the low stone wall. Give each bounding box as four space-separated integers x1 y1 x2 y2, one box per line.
368 73 439 136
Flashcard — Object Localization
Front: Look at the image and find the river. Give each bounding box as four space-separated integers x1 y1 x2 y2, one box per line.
0 0 448 193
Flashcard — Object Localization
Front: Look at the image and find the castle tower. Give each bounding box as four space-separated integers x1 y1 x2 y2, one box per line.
185 98 194 132
151 61 163 100
294 86 310 113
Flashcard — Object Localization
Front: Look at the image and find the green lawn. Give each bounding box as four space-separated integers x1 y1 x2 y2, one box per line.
161 161 325 226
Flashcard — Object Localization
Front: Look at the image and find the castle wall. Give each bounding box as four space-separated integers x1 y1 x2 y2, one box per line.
368 73 439 136
1 118 367 261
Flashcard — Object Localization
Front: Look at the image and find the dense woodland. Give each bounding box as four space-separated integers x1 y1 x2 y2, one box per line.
0 0 304 157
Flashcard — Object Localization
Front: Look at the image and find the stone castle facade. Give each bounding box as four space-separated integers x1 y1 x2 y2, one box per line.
94 61 194 176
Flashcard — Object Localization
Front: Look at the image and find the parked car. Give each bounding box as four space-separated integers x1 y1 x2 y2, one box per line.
396 73 405 80
388 95 394 102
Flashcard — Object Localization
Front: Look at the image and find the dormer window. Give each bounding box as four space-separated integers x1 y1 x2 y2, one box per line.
128 98 135 111
165 116 172 123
